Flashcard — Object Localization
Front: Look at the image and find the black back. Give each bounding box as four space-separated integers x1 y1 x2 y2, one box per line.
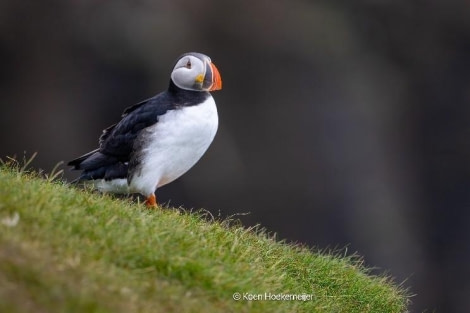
68 80 210 181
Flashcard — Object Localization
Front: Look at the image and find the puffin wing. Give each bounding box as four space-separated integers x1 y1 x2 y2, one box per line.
99 93 175 158
98 97 152 146
68 92 175 181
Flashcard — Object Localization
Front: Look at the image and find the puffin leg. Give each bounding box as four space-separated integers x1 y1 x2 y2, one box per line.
144 193 157 208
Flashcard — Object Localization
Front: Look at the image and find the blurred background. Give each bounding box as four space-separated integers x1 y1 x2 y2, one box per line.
1 0 469 312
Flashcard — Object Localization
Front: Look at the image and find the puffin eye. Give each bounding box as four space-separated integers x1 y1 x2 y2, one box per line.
186 60 191 69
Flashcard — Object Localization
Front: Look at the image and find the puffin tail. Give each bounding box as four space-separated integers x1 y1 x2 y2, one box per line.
68 149 125 183
68 149 99 169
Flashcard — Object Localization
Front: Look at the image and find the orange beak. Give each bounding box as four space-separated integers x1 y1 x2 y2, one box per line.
209 62 222 91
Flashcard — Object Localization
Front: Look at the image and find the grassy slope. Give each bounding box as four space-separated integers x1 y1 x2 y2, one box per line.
0 164 409 313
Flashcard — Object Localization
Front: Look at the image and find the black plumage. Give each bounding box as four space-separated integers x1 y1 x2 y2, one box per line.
68 80 210 182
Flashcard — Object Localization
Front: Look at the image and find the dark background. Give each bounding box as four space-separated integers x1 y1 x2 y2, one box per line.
1 1 470 312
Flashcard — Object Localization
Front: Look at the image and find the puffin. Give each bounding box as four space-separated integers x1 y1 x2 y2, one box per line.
68 52 222 207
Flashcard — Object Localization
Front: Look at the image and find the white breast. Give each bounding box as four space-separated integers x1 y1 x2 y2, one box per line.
129 96 218 196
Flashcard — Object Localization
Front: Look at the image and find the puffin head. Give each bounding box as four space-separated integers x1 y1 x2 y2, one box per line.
170 52 222 92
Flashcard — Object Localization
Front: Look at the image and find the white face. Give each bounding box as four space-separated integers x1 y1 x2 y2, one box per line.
171 54 208 91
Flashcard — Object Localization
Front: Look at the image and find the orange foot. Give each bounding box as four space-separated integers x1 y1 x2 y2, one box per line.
144 193 158 208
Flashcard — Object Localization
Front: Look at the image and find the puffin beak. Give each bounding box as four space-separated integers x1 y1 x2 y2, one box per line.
202 61 222 91
209 62 222 91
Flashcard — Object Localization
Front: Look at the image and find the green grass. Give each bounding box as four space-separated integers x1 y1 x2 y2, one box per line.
0 160 409 313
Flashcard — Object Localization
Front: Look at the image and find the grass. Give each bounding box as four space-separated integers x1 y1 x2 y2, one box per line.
0 158 409 313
